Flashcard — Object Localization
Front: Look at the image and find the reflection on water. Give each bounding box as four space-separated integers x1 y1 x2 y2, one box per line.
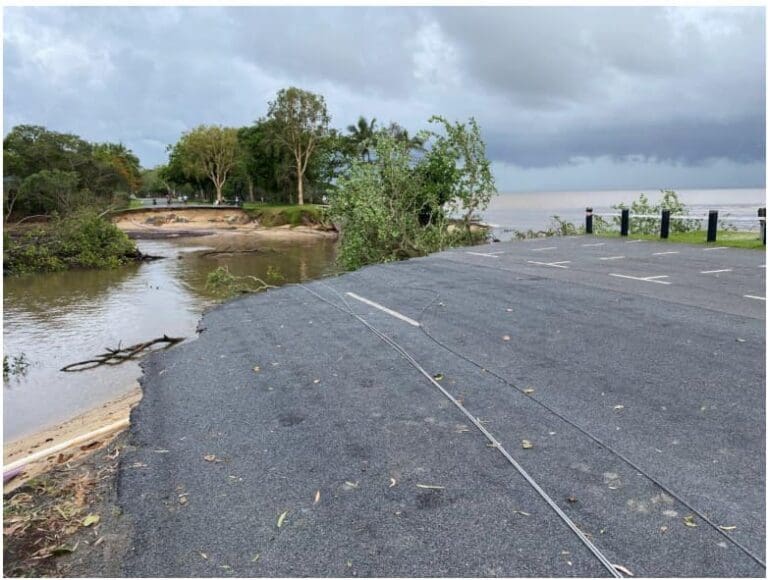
3 236 338 441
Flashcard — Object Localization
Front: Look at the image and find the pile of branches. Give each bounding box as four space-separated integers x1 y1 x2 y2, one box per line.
60 335 183 372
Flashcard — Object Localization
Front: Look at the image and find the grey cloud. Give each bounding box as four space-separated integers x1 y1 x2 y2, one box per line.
3 6 764 189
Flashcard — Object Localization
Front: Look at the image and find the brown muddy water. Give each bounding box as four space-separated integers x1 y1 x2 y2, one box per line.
3 236 338 441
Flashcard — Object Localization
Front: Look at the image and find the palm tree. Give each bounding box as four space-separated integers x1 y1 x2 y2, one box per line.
386 122 425 153
347 116 377 162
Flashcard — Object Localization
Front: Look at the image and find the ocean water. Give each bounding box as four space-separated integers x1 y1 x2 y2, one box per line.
481 188 766 235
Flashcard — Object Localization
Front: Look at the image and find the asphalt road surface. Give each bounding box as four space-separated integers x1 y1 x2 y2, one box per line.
118 236 765 577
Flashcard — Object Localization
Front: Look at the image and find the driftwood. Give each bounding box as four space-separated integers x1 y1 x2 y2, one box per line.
60 335 183 372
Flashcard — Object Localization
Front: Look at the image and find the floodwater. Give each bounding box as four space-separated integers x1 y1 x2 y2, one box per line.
3 236 338 441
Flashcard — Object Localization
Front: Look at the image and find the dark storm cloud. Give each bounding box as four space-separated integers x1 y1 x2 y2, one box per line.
3 6 765 188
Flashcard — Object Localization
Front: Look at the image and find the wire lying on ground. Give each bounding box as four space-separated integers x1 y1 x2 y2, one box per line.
300 282 622 578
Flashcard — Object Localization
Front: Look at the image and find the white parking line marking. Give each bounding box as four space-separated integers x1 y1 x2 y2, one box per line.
530 246 557 252
581 242 605 247
599 256 625 261
625 240 645 244
487 251 505 255
466 252 500 258
744 294 766 301
527 260 571 269
703 246 728 251
700 269 732 274
759 265 766 268
345 292 421 327
609 273 671 285
652 251 679 256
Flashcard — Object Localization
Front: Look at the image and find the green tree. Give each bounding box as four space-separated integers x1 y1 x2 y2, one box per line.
266 87 330 205
346 116 377 162
174 125 239 204
18 169 83 215
428 116 496 229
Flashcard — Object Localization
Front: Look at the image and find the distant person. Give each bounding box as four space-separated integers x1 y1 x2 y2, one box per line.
152 198 157 206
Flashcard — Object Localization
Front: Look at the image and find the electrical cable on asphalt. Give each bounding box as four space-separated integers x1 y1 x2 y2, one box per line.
300 282 623 578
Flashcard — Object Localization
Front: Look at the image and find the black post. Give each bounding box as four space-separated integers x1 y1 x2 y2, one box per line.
586 207 593 234
759 207 766 246
660 209 670 239
707 210 718 243
620 209 629 237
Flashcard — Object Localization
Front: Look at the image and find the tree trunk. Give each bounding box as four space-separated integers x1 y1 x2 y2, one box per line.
297 172 304 206
247 177 255 202
215 184 223 204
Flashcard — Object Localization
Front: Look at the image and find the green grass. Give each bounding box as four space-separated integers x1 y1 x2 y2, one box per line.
594 229 765 250
241 203 328 227
128 198 144 209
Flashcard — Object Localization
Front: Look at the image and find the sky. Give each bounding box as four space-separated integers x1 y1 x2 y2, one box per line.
3 6 766 192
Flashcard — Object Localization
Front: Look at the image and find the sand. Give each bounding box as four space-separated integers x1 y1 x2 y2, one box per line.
3 386 142 493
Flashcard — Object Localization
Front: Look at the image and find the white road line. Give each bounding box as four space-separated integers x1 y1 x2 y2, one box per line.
609 273 671 285
599 256 625 261
759 265 766 268
703 246 728 251
345 292 421 327
744 294 766 301
625 240 645 244
581 242 605 247
700 269 733 274
487 251 505 255
466 252 500 258
527 260 571 269
530 246 557 252
652 251 679 256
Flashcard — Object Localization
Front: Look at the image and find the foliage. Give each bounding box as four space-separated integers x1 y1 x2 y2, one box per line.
427 116 497 227
347 116 377 162
242 203 330 227
3 352 30 381
328 127 494 271
3 125 141 220
266 87 331 205
4 212 138 275
612 190 700 234
205 266 274 297
174 125 240 204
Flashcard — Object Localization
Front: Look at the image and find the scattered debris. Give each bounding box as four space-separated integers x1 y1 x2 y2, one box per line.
199 552 208 560
683 515 698 528
343 481 359 490
251 554 261 563
203 454 222 463
719 525 737 531
389 478 397 488
276 511 288 528
614 564 634 576
521 439 533 449
81 514 100 527
613 405 625 411
252 366 260 372
502 335 511 341
60 335 183 372
314 490 321 504
523 388 535 395
416 484 444 490
433 373 444 381
566 496 577 504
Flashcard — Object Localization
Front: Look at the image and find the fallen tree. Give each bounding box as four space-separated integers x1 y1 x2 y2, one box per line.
60 335 183 372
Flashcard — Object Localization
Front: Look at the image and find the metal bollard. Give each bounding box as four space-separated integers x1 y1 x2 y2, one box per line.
586 207 593 234
620 209 629 237
660 209 670 239
707 210 718 243
759 207 766 246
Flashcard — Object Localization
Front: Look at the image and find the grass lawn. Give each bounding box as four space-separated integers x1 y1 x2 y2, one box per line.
241 203 328 227
128 199 144 209
594 229 765 250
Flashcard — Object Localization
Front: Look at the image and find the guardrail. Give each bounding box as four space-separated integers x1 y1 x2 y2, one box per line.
586 206 766 244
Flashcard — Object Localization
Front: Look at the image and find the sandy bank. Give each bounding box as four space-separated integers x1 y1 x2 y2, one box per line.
3 386 141 493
